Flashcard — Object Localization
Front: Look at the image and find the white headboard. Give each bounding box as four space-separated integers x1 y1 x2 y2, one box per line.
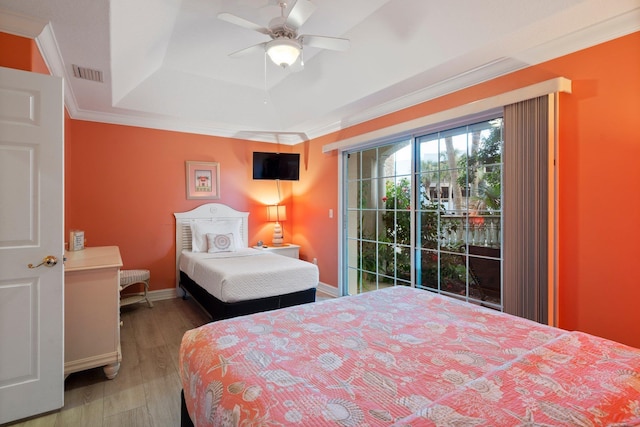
173 203 250 290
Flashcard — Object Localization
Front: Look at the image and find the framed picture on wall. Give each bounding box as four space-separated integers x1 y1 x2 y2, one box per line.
185 161 220 199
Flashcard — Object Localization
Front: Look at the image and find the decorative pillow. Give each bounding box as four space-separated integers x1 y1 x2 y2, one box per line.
189 219 212 252
206 233 236 253
191 219 242 252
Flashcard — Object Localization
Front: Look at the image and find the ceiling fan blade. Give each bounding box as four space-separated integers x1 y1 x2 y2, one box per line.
285 0 316 29
218 12 272 35
228 42 267 58
301 35 350 51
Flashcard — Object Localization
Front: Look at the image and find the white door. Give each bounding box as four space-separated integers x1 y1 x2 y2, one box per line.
0 66 64 423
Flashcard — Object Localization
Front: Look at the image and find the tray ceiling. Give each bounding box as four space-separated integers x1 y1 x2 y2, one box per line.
0 0 638 144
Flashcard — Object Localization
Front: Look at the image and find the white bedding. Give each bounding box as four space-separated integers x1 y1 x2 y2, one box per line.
179 249 319 303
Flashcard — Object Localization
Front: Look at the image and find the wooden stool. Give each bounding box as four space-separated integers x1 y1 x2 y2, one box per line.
120 269 153 308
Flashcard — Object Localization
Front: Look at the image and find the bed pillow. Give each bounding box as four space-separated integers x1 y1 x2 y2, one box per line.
189 219 212 252
206 233 236 253
191 219 242 252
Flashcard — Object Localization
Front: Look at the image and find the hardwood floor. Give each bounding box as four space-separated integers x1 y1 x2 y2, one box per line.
7 297 210 427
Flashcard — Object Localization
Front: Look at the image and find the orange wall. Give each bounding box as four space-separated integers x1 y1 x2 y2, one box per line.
64 120 298 288
3 31 639 347
291 141 339 283
553 33 640 347
309 32 640 348
0 32 48 74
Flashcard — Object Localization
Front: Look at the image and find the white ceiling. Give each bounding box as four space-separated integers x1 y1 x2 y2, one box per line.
1 0 639 144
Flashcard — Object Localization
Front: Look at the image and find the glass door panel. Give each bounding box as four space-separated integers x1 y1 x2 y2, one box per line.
344 118 502 309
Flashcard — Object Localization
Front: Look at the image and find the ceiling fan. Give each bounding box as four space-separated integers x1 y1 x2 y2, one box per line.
218 0 350 68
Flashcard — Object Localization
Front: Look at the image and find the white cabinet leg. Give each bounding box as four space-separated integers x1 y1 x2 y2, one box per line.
103 362 120 379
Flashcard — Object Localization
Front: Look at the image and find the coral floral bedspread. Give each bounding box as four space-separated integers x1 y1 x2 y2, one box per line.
179 286 640 426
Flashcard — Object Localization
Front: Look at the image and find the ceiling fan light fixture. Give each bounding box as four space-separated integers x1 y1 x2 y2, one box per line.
266 39 301 68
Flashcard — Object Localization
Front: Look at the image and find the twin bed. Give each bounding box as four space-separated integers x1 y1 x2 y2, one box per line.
175 204 640 426
174 203 318 321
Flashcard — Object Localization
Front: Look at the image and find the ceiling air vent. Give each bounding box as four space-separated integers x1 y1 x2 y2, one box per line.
72 64 103 82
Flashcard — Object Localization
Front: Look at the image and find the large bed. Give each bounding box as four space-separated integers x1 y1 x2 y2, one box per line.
174 203 318 321
179 286 640 426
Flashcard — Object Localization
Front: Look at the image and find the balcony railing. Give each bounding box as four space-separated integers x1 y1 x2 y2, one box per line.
440 214 501 248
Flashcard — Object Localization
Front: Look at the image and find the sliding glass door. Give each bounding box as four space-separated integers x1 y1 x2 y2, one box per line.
344 117 503 309
415 119 502 308
345 140 413 295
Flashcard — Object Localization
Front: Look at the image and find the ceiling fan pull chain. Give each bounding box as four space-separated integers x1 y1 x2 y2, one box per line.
264 51 268 104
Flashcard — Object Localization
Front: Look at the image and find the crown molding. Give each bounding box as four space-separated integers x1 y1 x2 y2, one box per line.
0 8 46 38
2 6 638 146
307 7 640 143
322 77 572 153
306 56 528 141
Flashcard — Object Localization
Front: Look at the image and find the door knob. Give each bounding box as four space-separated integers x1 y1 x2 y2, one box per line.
28 255 58 269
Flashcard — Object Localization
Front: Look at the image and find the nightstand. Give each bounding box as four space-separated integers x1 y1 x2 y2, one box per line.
252 243 300 259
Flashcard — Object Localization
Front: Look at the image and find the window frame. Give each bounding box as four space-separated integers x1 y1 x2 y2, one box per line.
342 110 504 305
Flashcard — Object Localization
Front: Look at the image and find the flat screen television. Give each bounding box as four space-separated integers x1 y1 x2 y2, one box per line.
252 152 300 181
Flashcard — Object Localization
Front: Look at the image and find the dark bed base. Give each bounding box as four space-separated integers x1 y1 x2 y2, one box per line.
181 390 194 427
179 271 317 321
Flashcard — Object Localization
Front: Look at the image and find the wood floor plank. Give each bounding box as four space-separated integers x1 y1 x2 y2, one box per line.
7 413 59 427
143 374 183 427
137 344 176 382
103 406 151 427
56 399 104 427
177 296 213 327
63 370 106 409
129 305 167 350
103 383 146 418
8 296 210 427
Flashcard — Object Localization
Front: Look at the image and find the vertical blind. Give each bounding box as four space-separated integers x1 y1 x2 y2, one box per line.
503 95 550 323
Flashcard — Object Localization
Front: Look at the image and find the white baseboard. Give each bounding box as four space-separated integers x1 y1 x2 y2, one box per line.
317 282 339 298
148 288 178 301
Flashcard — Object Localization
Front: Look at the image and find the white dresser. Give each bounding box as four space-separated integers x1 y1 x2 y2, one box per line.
64 246 122 379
